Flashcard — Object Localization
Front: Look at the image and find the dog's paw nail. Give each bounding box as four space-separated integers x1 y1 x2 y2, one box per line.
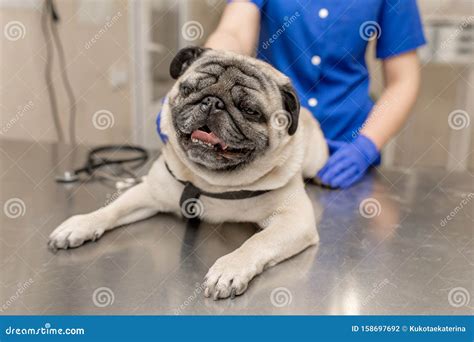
230 288 236 299
204 287 210 298
47 241 58 253
213 290 220 301
92 231 101 241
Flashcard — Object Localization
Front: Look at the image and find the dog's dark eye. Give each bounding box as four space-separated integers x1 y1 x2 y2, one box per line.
240 106 257 116
180 83 194 97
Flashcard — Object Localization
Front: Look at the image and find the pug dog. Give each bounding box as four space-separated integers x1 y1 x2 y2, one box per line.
48 47 328 299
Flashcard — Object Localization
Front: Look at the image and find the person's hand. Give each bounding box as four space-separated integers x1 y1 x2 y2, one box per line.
317 135 380 189
326 139 346 155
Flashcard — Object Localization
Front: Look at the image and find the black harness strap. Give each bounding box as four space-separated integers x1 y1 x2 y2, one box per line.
165 163 271 210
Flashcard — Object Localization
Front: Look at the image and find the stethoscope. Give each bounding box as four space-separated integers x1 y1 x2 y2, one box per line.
55 145 149 189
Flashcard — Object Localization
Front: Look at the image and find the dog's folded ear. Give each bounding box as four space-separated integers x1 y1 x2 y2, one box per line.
170 46 208 79
280 83 300 135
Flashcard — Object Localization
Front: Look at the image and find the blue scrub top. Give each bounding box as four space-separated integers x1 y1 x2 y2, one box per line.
229 0 426 142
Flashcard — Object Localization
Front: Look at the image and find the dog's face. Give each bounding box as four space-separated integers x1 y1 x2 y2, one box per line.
167 47 300 171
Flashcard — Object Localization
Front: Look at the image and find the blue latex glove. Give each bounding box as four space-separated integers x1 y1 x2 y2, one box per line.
317 135 380 189
326 139 346 155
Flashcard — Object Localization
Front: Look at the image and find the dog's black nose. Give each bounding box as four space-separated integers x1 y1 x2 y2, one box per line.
200 96 225 113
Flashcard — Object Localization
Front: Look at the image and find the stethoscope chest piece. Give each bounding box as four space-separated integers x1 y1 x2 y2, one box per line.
55 171 80 183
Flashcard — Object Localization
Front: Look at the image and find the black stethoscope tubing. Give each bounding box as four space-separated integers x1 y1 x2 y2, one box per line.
75 145 148 176
56 145 148 183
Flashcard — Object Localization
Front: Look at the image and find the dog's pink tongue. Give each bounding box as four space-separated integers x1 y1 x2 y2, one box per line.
191 130 228 149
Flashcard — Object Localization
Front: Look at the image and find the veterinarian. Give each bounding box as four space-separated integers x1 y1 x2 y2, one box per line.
203 0 426 188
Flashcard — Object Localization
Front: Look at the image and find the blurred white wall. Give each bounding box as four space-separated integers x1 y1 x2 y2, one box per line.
367 0 474 170
0 0 132 145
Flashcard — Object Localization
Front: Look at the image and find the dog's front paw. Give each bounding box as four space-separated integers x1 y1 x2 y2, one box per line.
204 252 259 300
48 214 107 252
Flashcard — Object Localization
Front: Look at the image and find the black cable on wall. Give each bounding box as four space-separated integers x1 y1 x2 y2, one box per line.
41 0 78 145
41 0 63 142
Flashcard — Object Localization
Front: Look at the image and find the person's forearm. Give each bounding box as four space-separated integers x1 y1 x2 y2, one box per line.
361 80 419 149
204 2 260 56
205 31 250 55
361 53 421 150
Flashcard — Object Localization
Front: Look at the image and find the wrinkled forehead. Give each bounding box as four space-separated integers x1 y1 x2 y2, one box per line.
187 53 285 92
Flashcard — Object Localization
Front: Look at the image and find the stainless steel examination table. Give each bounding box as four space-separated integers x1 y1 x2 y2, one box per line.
1 139 472 315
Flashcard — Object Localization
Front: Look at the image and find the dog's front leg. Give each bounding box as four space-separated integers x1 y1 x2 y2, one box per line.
204 189 319 300
48 181 162 251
